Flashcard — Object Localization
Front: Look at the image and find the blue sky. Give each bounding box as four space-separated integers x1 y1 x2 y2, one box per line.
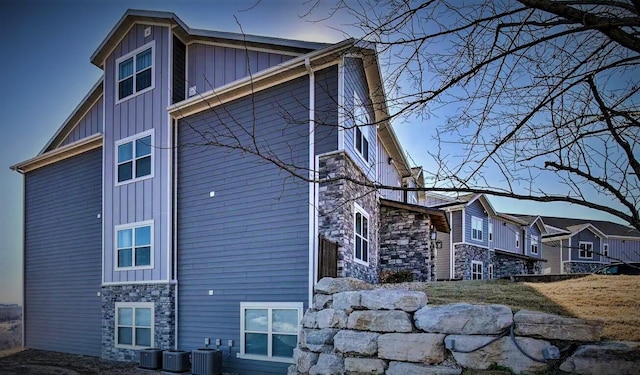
0 0 625 304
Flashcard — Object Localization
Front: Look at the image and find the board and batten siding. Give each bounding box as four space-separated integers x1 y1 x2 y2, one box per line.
314 65 339 155
24 148 102 356
569 228 602 261
177 76 310 375
435 231 452 280
525 224 542 258
186 43 295 95
452 210 463 243
542 242 561 273
342 57 377 181
490 217 521 253
377 139 401 201
60 96 104 147
464 200 488 248
608 238 640 262
103 24 172 283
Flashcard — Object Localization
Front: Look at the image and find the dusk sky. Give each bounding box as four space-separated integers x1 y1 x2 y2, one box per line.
0 0 626 305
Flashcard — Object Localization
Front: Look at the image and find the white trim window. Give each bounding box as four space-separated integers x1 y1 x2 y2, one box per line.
472 261 483 280
515 232 520 249
116 41 155 102
530 235 539 255
116 130 154 184
579 241 593 259
115 302 154 349
239 302 303 363
353 91 370 163
354 203 369 264
488 264 494 280
471 216 483 241
488 222 493 242
603 243 609 258
116 221 153 270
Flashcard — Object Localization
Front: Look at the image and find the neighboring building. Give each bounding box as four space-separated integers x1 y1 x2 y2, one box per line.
526 216 640 274
10 9 447 375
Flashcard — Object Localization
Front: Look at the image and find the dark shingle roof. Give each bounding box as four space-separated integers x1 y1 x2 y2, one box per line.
514 215 640 237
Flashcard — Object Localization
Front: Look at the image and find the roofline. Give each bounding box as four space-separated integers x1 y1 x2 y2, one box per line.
11 133 103 173
528 215 547 234
570 223 608 239
495 212 528 225
467 194 497 217
380 198 450 233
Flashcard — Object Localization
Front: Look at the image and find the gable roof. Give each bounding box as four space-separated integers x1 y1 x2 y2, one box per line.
380 198 450 233
515 215 640 238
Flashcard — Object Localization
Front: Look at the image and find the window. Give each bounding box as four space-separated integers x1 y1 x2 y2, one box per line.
354 203 369 264
116 222 153 269
488 223 493 242
239 302 302 363
603 243 609 258
472 261 483 280
116 131 153 184
115 302 154 348
515 232 520 249
471 216 483 241
488 264 494 279
353 92 369 163
530 235 539 255
117 42 154 101
579 242 593 259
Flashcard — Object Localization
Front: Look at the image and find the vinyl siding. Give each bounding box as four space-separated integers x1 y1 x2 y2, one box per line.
435 231 451 280
491 217 521 253
607 238 640 262
464 201 488 247
103 24 172 283
343 57 377 181
525 224 542 258
569 228 602 261
314 65 339 155
377 139 401 201
177 76 310 375
186 43 294 95
24 148 102 356
60 96 104 146
172 35 186 103
542 241 561 273
452 210 463 243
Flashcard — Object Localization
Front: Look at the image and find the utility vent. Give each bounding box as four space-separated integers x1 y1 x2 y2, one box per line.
163 350 190 373
139 348 163 370
192 348 223 375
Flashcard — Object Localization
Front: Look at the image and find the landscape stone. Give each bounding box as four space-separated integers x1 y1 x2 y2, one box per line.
309 353 345 375
302 310 318 329
313 294 333 310
344 358 386 374
445 335 555 374
347 310 413 332
333 330 379 355
316 309 348 329
293 348 319 373
415 303 513 334
559 341 640 375
300 328 339 352
332 291 363 311
378 333 447 363
386 362 462 375
359 289 427 312
514 310 603 341
315 277 374 295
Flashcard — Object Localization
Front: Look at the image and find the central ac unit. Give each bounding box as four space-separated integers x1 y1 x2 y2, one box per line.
192 348 223 375
139 348 163 370
163 350 190 373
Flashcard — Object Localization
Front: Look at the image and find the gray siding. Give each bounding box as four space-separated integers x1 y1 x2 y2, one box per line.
103 24 172 283
525 224 542 258
24 148 102 356
60 96 103 146
464 201 488 248
542 241 561 274
377 138 401 201
435 232 451 280
452 210 463 243
491 217 521 253
314 65 339 155
177 76 310 375
343 57 377 181
186 43 294 95
608 238 640 262
570 228 602 261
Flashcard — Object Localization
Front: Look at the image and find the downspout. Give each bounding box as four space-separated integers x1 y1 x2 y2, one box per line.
173 118 179 349
449 210 454 279
305 57 317 307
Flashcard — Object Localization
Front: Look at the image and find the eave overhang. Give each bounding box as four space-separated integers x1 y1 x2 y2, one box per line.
494 249 547 262
380 198 450 233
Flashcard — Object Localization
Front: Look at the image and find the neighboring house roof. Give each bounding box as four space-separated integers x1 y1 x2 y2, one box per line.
380 198 450 233
515 215 640 238
428 193 498 217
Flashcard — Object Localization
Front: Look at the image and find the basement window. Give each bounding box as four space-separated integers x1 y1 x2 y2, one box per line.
115 302 154 349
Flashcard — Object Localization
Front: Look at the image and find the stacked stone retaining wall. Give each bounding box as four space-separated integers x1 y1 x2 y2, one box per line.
290 277 640 375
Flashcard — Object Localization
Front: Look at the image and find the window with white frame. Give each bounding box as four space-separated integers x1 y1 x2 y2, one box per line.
488 223 493 242
115 302 154 348
579 242 593 259
472 261 483 280
488 264 494 279
239 302 302 363
116 131 153 184
515 232 520 249
116 222 153 269
353 91 369 163
354 203 369 264
117 43 154 101
530 235 539 255
471 216 483 241
603 243 609 258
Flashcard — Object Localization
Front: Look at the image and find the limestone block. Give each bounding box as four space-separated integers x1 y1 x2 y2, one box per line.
313 294 333 310
378 333 447 363
334 330 379 356
415 303 512 334
302 310 318 329
316 309 348 329
333 291 363 311
300 328 339 352
293 348 319 373
514 310 603 341
445 335 554 374
386 362 462 375
344 358 386 374
309 353 345 375
315 277 374 295
287 364 298 375
359 289 427 312
559 341 640 375
347 310 413 332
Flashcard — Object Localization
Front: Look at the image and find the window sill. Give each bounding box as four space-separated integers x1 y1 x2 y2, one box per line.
353 258 369 267
115 265 154 271
115 85 155 105
115 174 154 187
236 353 294 364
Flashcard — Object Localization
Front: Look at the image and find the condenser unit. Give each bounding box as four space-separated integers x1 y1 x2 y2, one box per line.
139 348 163 370
162 350 190 373
191 348 223 375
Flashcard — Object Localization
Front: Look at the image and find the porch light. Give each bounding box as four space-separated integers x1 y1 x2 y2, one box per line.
435 240 443 249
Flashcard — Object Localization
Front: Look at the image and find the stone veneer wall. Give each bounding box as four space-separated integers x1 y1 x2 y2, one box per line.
493 253 542 278
102 284 176 361
378 205 434 281
318 152 379 284
453 244 491 279
564 262 604 274
290 277 639 375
